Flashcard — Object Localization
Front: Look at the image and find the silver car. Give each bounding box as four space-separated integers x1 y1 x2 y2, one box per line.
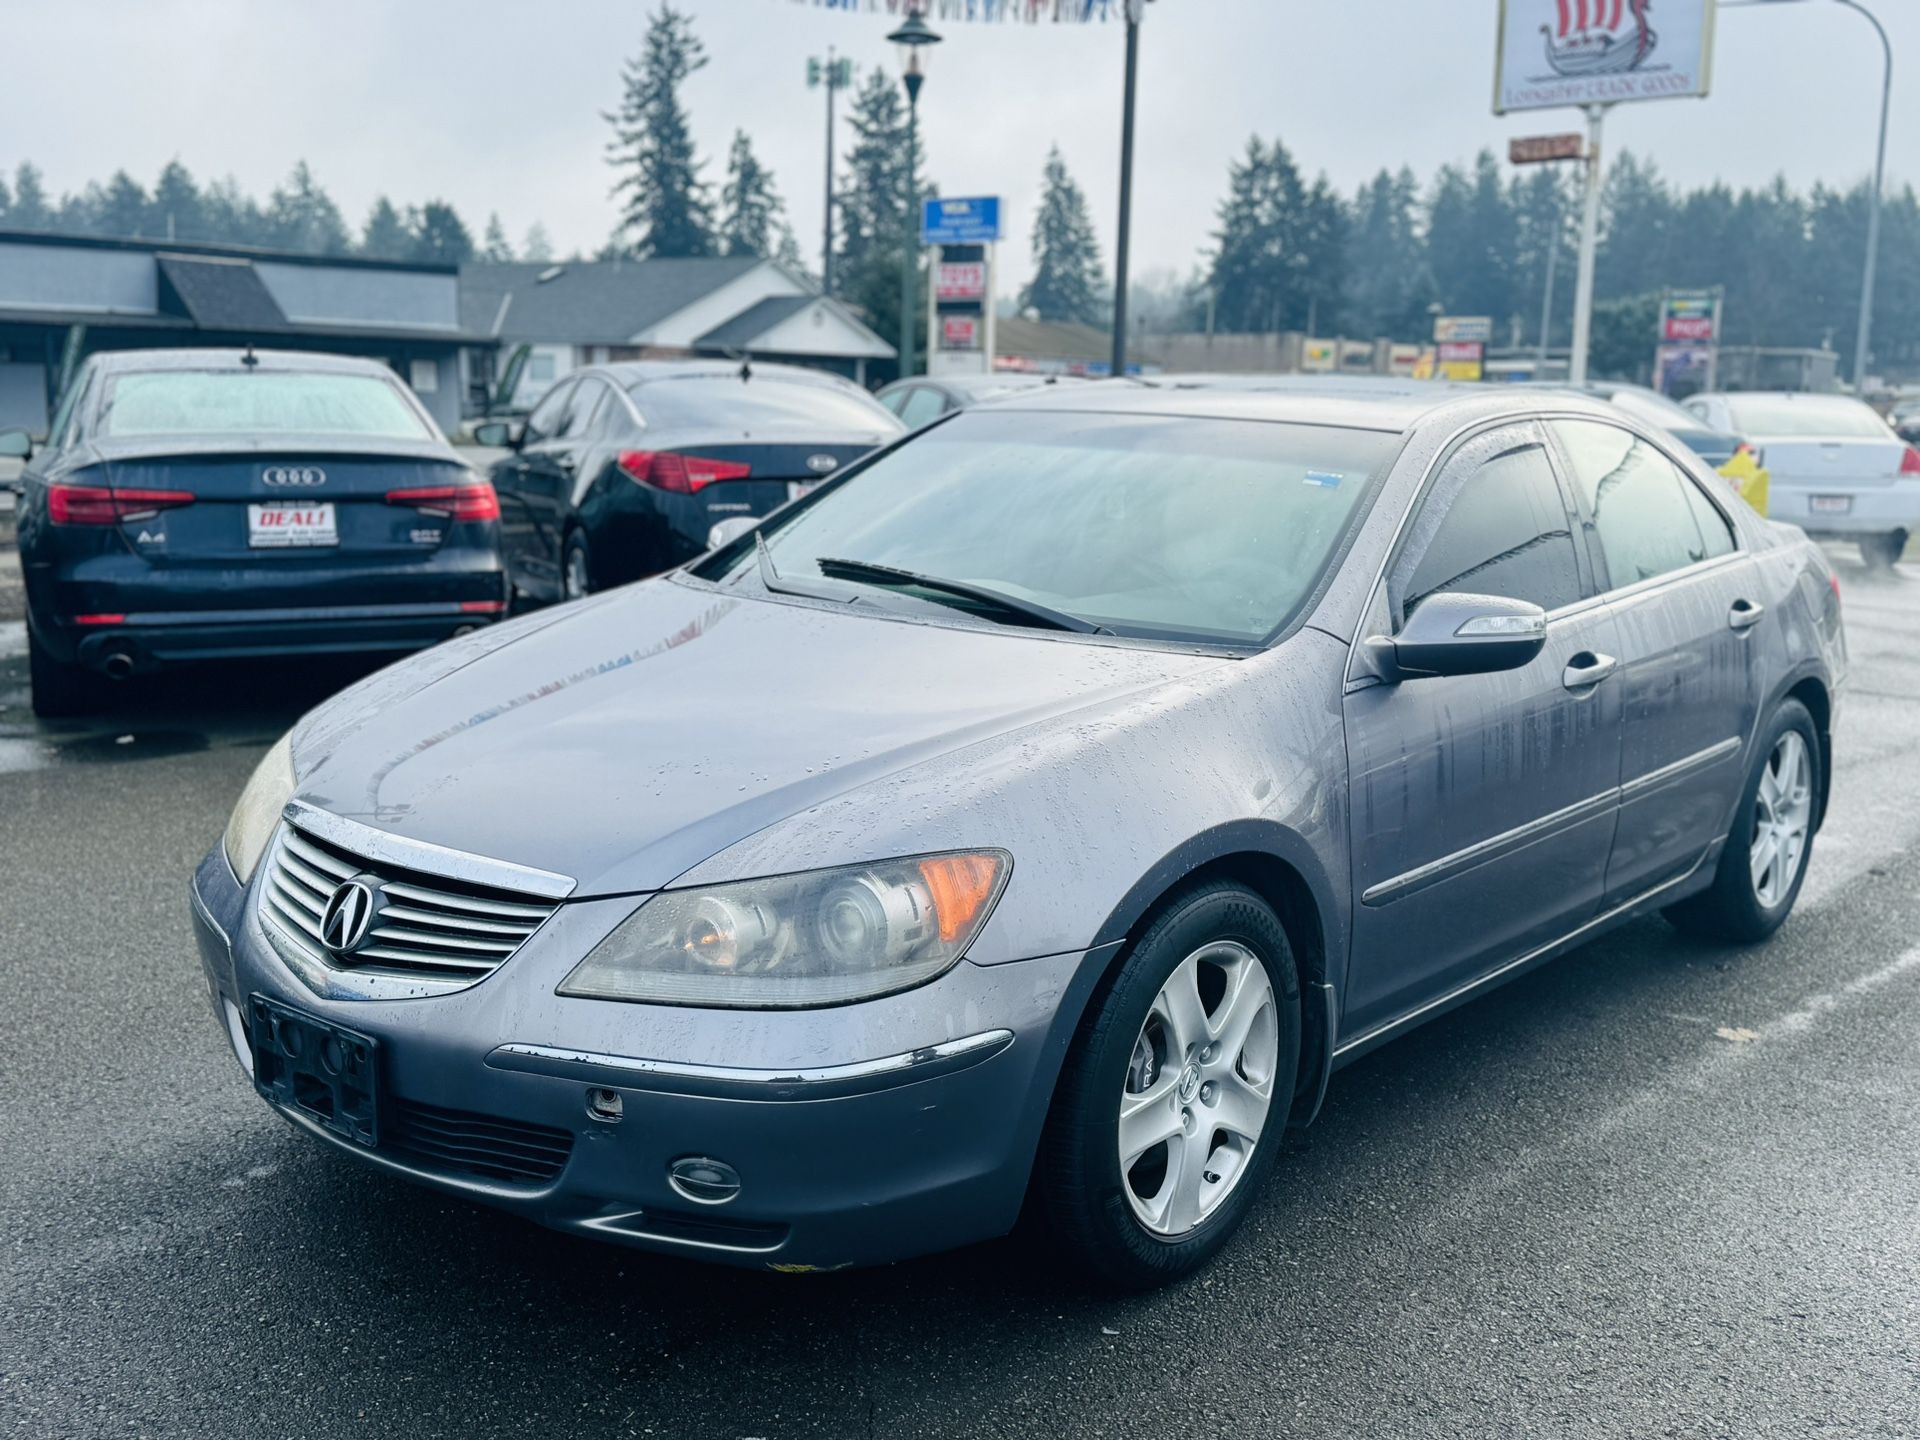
1684 390 1920 568
192 385 1845 1288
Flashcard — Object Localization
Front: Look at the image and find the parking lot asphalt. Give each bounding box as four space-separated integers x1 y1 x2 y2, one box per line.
2 555 1918 1439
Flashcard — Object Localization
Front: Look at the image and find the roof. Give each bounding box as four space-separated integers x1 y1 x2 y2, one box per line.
86 347 408 375
459 257 764 344
693 295 814 350
156 254 288 330
0 227 456 275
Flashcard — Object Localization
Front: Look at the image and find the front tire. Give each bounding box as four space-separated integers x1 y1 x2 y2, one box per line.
1038 881 1301 1290
27 626 107 719
561 531 593 601
1665 699 1820 943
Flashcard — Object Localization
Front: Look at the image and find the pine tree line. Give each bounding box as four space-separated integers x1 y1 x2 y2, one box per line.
0 158 551 267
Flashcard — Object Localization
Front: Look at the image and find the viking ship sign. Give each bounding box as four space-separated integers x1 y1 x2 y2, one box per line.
1495 0 1715 113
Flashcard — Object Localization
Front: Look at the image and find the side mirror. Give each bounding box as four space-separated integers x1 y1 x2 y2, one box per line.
706 516 760 551
1364 592 1547 682
473 420 520 449
0 428 32 460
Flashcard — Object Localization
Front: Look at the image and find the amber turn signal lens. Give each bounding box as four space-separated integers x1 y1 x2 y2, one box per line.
918 853 1006 944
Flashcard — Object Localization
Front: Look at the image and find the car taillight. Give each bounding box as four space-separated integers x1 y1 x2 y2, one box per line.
1900 446 1920 476
617 450 753 494
48 484 195 525
386 481 500 521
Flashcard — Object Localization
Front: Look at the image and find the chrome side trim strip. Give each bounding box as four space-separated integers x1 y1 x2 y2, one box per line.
488 1029 1016 1102
1361 787 1618 908
1619 736 1742 804
282 800 576 900
578 1211 788 1255
1334 852 1708 1063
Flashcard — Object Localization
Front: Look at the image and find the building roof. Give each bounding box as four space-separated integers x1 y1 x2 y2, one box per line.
459 257 765 344
156 254 289 330
693 294 815 350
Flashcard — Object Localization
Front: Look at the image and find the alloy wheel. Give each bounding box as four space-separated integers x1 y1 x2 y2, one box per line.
1750 730 1813 908
1118 940 1279 1237
564 547 590 600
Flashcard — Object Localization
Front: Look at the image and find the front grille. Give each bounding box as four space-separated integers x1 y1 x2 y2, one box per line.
384 1099 574 1185
261 825 558 982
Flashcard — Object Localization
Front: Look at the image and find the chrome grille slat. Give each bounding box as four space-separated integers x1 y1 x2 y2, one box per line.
259 823 559 985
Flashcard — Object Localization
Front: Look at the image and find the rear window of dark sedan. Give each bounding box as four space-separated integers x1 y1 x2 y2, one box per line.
97 370 436 441
629 376 900 433
748 410 1399 646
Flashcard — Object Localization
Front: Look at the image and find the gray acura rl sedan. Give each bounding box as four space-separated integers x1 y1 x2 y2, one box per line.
190 383 1845 1288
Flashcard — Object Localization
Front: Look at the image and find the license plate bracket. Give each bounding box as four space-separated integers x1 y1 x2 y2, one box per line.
1809 495 1853 515
248 501 338 548
249 995 379 1147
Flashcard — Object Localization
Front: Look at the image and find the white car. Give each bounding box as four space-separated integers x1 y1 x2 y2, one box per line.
1685 391 1920 567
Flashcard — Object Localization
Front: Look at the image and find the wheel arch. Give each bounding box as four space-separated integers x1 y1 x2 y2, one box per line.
1086 821 1347 1128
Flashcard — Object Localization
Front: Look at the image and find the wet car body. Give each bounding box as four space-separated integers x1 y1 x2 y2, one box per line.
10 349 504 713
190 384 1846 1279
482 360 901 601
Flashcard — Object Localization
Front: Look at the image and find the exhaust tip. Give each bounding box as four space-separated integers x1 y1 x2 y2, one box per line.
101 651 136 680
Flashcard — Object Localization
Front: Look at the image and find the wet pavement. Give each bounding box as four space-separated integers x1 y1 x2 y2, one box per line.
2 554 1918 1439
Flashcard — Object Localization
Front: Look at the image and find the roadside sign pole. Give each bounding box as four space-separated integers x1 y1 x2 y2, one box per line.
1843 0 1891 393
1109 0 1143 380
1568 103 1609 386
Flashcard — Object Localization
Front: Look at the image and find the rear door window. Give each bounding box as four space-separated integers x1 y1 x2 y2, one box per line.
1395 424 1584 622
523 379 574 444
1550 419 1720 590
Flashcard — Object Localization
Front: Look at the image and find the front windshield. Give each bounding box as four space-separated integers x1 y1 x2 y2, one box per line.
732 410 1398 646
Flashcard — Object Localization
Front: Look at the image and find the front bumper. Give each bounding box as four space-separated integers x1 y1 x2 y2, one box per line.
190 846 1105 1271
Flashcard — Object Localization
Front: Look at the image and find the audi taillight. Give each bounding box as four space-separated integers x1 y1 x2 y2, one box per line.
49 484 195 526
617 450 753 494
1900 446 1920 476
386 481 500 522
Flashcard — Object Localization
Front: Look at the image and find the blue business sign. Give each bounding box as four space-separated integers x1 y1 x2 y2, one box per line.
921 196 1002 245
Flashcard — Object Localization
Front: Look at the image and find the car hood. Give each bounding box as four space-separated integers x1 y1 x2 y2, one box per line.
293 578 1227 895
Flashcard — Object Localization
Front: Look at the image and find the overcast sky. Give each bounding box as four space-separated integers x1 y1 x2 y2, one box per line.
4 0 1911 287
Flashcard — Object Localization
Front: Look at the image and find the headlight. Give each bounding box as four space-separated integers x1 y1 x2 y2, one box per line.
559 850 1010 1008
223 732 296 884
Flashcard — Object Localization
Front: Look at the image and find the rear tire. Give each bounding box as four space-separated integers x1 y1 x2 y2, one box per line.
562 531 593 600
27 626 107 719
1858 530 1906 569
1038 881 1301 1290
1664 699 1820 944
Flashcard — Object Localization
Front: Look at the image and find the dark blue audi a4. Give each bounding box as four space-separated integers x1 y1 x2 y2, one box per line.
4 348 507 717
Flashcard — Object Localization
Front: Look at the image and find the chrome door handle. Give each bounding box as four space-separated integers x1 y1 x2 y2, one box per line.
1729 598 1765 631
1563 651 1618 691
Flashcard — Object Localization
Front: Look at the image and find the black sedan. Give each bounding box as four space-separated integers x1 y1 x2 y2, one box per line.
476 361 902 603
6 348 506 718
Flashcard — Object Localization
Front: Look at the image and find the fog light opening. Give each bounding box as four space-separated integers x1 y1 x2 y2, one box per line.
667 1156 742 1205
586 1088 624 1123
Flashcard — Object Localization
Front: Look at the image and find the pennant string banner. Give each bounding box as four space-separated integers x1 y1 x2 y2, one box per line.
777 1 1142 22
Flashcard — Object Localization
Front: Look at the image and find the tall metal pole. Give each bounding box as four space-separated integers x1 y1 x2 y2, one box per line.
1568 103 1608 386
1537 171 1564 367
1109 1 1142 379
823 49 837 297
901 81 921 380
1837 0 1891 393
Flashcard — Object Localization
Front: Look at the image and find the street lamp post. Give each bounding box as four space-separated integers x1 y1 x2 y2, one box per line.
1110 0 1146 380
1736 0 1893 392
889 9 941 382
807 50 851 297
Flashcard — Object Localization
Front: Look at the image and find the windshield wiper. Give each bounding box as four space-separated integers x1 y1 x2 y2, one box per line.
812 556 1108 635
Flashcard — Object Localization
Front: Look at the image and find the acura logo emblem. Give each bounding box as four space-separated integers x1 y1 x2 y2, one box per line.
319 878 379 955
262 465 327 488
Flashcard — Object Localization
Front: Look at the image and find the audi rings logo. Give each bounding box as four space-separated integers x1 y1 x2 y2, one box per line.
319 878 379 955
261 465 328 488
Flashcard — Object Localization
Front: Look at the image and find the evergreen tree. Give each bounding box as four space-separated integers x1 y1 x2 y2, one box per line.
717 129 798 262
1424 150 1512 326
1507 166 1576 348
201 176 267 247
482 212 515 262
0 172 11 222
264 162 349 253
836 67 928 368
1207 137 1317 333
605 3 714 258
1021 147 1106 325
361 197 413 260
521 222 555 262
411 201 474 266
9 163 51 229
148 160 204 242
1344 168 1431 339
99 170 150 238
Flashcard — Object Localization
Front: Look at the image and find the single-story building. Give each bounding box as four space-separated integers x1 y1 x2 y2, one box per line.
991 315 1163 378
458 257 895 412
0 230 476 435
